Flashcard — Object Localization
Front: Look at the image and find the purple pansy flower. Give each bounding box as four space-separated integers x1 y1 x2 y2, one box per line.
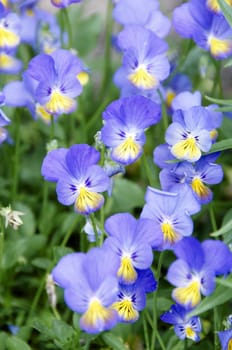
116 25 170 90
113 0 171 38
158 153 224 205
140 186 200 250
165 106 213 162
0 50 22 74
160 303 202 341
25 49 83 116
218 328 232 350
171 90 223 141
52 246 120 333
0 10 21 50
104 213 161 284
100 95 161 165
112 281 147 323
0 92 10 144
173 0 232 59
167 237 232 308
50 0 82 8
164 73 192 111
41 144 110 215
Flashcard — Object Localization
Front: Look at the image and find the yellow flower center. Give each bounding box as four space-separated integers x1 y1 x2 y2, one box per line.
81 299 115 332
75 187 103 214
128 66 157 89
0 53 13 69
112 299 138 322
113 136 140 162
0 0 8 8
210 129 218 141
208 36 232 57
166 89 176 108
36 104 52 124
117 256 137 283
45 89 74 114
161 221 178 244
173 280 201 308
77 71 89 86
228 338 232 350
185 326 196 340
207 0 232 12
191 177 210 201
0 26 20 49
171 136 201 162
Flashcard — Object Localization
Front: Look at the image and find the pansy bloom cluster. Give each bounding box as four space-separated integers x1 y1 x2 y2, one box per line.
1 0 232 349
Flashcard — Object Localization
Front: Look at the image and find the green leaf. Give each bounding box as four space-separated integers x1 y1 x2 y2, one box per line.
206 139 232 154
222 209 232 244
102 333 128 350
2 239 26 269
190 276 232 316
205 95 232 105
0 332 7 350
224 58 232 67
52 320 75 343
6 336 32 350
210 217 232 237
213 106 232 112
216 276 232 288
105 177 144 214
218 0 232 28
33 319 55 341
31 257 52 270
53 246 74 264
14 202 36 236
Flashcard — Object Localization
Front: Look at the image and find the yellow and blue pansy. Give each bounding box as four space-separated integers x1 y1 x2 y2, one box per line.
161 304 201 342
0 13 21 50
26 49 84 116
101 95 161 166
42 144 110 215
165 106 212 163
207 0 232 13
52 247 120 334
117 25 170 90
173 0 232 60
167 237 232 310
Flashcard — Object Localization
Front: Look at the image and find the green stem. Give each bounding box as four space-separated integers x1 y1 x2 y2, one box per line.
142 153 154 187
40 116 55 234
98 0 113 102
212 60 222 99
0 217 5 272
209 203 218 350
90 213 99 246
49 115 55 140
142 311 150 350
11 111 21 204
86 97 111 133
27 215 80 325
158 89 169 133
52 305 61 320
26 273 47 322
209 203 217 232
99 207 106 246
60 215 80 247
62 8 73 48
156 331 166 350
150 252 165 350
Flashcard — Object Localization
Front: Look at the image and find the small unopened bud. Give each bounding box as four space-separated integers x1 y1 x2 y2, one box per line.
0 205 24 230
46 274 57 308
46 139 58 153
